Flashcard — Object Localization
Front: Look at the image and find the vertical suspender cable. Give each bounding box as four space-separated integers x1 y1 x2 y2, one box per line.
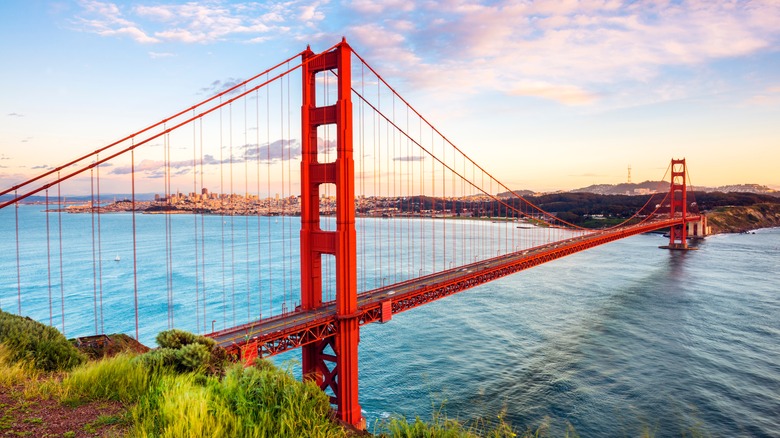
164 129 173 329
57 177 65 335
359 63 366 292
256 88 262 318
192 112 201 333
15 191 21 315
220 102 226 328
392 95 397 283
199 118 208 333
131 146 139 340
287 60 293 309
96 158 104 334
244 86 251 322
167 131 174 329
229 104 236 326
280 72 287 312
242 86 252 322
266 72 272 317
45 190 53 325
91 169 98 334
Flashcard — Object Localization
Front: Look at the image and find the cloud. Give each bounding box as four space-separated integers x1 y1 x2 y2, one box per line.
109 138 304 176
349 0 414 15
393 155 425 162
74 1 159 43
32 164 52 170
73 1 294 44
509 82 600 105
149 51 175 59
199 78 244 95
345 0 780 106
243 139 303 162
569 173 607 178
299 2 326 22
7 113 24 117
0 154 10 160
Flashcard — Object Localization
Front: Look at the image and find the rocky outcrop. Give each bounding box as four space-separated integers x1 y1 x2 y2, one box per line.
706 203 780 233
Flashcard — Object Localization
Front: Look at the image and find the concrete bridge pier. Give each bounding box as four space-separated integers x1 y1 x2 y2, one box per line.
688 215 710 239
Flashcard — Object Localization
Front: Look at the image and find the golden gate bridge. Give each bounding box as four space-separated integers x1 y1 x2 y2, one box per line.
0 39 705 428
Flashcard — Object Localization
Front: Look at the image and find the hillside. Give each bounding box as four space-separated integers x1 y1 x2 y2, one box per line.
706 203 780 234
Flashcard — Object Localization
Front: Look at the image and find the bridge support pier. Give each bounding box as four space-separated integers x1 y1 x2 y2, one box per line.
300 39 365 429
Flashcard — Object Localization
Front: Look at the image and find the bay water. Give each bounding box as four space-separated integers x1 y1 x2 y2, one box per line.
1 205 778 436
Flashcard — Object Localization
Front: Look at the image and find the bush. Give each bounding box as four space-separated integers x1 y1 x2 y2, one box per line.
177 343 211 372
0 310 84 371
152 329 228 375
155 329 198 349
137 347 179 370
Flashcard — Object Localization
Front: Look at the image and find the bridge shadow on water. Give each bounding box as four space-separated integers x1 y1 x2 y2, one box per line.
356 235 714 436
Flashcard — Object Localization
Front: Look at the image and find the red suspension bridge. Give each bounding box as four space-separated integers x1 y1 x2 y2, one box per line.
0 39 705 428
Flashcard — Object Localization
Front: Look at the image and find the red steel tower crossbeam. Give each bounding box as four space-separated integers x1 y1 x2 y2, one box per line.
299 39 364 428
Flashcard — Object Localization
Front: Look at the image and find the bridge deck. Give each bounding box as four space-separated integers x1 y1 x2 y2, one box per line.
208 217 696 357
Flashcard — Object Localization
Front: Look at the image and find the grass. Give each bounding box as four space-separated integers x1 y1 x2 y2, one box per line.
61 353 155 404
129 360 347 437
84 414 126 434
53 329 350 437
0 344 37 387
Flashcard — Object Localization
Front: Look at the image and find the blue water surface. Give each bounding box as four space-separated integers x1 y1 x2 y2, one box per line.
1 205 778 437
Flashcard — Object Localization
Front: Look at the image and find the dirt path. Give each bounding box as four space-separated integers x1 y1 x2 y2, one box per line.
0 383 127 437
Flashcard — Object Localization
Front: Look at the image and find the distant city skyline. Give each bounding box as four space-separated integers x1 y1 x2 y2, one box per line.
1 0 779 193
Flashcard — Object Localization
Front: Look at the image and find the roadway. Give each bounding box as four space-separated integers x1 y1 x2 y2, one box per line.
208 216 696 357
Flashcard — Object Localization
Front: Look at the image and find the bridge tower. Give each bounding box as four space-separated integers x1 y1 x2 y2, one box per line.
667 158 688 249
300 39 364 428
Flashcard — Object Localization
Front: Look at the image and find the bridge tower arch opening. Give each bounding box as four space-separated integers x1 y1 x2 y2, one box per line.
300 39 364 429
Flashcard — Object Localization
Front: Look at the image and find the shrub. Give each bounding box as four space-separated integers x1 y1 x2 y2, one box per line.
0 310 84 371
152 329 228 375
155 329 198 349
137 347 178 370
176 343 211 372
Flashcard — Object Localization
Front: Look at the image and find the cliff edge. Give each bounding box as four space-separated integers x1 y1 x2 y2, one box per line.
705 203 780 234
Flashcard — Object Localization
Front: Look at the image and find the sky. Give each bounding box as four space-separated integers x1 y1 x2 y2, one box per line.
1 0 779 193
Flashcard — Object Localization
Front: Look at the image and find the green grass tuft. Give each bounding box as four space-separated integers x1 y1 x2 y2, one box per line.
129 361 347 437
61 353 154 404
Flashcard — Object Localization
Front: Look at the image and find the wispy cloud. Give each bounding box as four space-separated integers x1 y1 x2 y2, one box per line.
68 0 780 108
109 138 316 177
74 0 159 43
393 155 425 162
7 113 24 117
345 0 780 106
509 82 600 105
148 51 175 59
32 164 52 170
199 78 244 95
73 0 294 44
